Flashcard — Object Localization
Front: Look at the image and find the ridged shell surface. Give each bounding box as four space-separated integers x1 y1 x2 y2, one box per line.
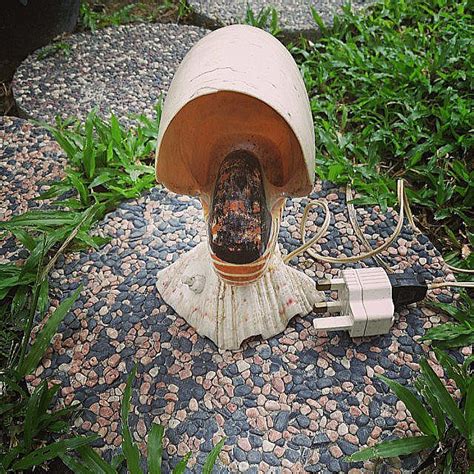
156 242 323 350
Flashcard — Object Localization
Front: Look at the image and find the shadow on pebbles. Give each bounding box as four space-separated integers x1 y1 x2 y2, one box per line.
2 120 471 473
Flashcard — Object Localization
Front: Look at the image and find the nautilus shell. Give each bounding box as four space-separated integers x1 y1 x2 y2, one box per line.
155 25 323 349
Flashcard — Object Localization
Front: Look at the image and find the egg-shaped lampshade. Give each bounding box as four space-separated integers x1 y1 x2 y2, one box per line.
155 24 315 200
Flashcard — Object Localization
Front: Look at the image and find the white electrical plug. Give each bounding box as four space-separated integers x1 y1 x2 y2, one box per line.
313 267 394 337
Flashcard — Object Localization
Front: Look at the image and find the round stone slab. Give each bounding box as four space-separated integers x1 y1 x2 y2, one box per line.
13 23 209 123
189 0 374 40
20 180 469 472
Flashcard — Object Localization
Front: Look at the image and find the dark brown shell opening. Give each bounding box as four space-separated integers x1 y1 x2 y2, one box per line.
209 150 272 264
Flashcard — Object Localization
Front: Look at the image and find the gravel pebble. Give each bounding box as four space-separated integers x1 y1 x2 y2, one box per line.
14 23 209 123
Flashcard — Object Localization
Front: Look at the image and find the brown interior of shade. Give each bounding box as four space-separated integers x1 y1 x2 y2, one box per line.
156 91 311 197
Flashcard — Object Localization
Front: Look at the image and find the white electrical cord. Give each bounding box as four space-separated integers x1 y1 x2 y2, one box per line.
282 179 473 290
283 179 407 265
428 281 474 290
445 263 474 275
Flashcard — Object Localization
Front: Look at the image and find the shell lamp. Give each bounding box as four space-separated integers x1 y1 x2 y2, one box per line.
155 25 324 350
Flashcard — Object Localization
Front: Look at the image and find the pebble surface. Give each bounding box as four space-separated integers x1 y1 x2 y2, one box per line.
2 119 471 473
188 0 375 40
13 23 209 123
0 117 66 262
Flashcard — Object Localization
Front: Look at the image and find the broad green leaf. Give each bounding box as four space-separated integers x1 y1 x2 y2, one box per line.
415 377 446 439
24 380 47 450
433 348 467 395
89 173 114 189
148 423 164 474
465 378 474 443
420 359 467 437
111 453 125 469
121 365 142 474
203 438 225 474
1 445 23 470
11 228 37 252
69 173 90 207
0 210 80 230
19 286 82 376
76 230 103 249
50 132 77 161
60 453 95 474
38 383 61 418
377 375 437 437
12 435 97 470
111 115 122 144
422 323 473 345
76 446 117 474
171 452 192 474
346 435 436 462
122 414 142 474
37 279 49 316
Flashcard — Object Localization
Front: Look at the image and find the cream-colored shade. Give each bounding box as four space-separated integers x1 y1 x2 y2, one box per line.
155 24 315 199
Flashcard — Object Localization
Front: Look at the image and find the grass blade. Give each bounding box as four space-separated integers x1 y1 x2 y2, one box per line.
12 435 97 470
121 365 142 474
202 438 225 474
465 378 474 443
433 348 467 395
37 279 49 316
171 452 192 474
18 285 82 376
111 453 125 469
77 446 117 474
377 375 438 437
24 380 47 450
419 359 467 437
83 112 95 179
415 377 446 439
147 423 164 474
0 210 80 230
346 435 436 462
60 453 95 474
110 115 122 145
310 6 327 34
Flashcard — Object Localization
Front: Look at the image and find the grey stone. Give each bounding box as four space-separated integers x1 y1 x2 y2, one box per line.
292 434 312 448
273 411 290 432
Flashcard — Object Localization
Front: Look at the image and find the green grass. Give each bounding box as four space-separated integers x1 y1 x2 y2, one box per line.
293 0 473 272
243 5 281 37
36 41 72 61
61 366 225 473
79 2 139 31
78 0 190 31
39 105 161 212
346 349 474 471
0 106 161 369
421 290 474 348
0 107 162 472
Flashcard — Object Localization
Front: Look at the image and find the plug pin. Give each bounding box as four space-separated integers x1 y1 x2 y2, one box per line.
314 301 342 313
316 278 345 291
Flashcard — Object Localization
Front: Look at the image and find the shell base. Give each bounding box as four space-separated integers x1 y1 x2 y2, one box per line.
156 241 323 350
